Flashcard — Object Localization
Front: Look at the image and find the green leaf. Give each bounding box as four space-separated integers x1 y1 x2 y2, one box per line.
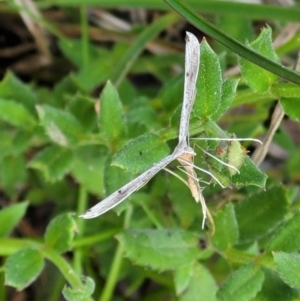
217 263 264 301
98 81 126 143
210 79 239 122
235 185 288 243
0 99 36 128
253 268 298 301
126 99 160 131
280 98 300 122
50 74 85 108
0 131 32 159
0 71 37 115
174 263 193 295
177 262 217 301
266 212 300 253
117 229 200 271
36 105 85 147
4 248 44 290
0 155 27 194
112 133 170 174
71 145 107 196
28 145 73 182
63 276 95 301
239 27 280 92
67 94 96 131
230 157 268 188
0 202 28 237
271 83 300 98
202 122 267 188
211 203 239 251
194 39 222 121
273 252 300 289
103 160 133 215
45 213 77 254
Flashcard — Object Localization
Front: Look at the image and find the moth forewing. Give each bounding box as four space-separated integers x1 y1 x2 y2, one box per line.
178 32 200 145
80 153 177 218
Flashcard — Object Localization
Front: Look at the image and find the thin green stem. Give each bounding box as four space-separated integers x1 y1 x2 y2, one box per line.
42 246 85 289
0 237 87 294
99 206 133 301
80 6 89 70
73 229 120 248
164 0 300 86
73 186 89 275
140 203 163 229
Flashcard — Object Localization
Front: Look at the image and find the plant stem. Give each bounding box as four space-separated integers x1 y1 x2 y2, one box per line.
42 247 83 288
140 203 163 229
99 206 133 301
74 186 89 275
73 229 120 248
80 5 89 70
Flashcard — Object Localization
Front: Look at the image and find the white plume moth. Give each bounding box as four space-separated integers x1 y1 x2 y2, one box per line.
80 32 213 227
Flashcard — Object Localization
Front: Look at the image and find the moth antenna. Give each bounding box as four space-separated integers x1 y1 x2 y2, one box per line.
179 158 225 188
191 137 263 145
195 145 240 174
177 166 211 185
164 167 189 187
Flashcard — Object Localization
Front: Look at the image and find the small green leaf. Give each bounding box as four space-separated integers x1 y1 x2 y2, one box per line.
0 155 27 194
0 202 28 237
126 101 160 131
174 263 194 295
217 263 264 301
271 82 300 98
227 140 247 176
254 268 298 301
28 145 73 182
112 133 170 174
103 159 133 215
117 229 200 271
45 213 77 254
230 157 268 188
239 27 280 92
266 212 300 253
280 98 300 122
36 105 85 147
194 39 222 121
0 99 36 128
71 145 107 196
203 122 267 188
211 203 239 251
0 71 37 115
4 248 44 290
63 276 95 301
177 262 217 301
274 252 300 289
210 79 239 122
67 94 96 130
235 185 288 243
98 81 126 142
47 74 85 108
